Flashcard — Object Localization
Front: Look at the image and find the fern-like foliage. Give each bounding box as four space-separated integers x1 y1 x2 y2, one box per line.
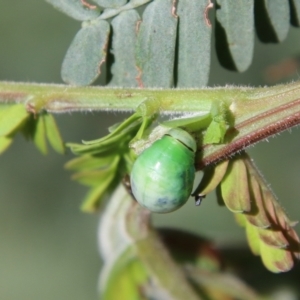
42 0 300 272
45 0 300 87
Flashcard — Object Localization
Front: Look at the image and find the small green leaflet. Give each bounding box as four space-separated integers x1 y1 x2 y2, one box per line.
21 112 65 155
0 104 29 136
43 114 65 154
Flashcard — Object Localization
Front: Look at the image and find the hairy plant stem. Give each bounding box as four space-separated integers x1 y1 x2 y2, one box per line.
1 81 300 168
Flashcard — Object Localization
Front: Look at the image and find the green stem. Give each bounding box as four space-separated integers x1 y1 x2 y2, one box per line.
0 81 211 113
1 81 300 168
198 82 300 168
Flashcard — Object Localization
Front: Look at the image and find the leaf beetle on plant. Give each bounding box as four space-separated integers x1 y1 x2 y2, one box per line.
130 127 197 213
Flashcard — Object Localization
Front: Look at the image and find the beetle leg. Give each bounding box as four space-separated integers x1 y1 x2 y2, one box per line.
193 194 205 206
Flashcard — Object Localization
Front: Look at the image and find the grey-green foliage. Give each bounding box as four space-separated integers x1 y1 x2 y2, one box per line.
45 0 300 87
109 10 140 87
98 0 152 19
177 0 212 87
61 19 110 86
216 0 254 72
44 0 101 21
93 0 127 8
135 0 178 87
263 0 290 42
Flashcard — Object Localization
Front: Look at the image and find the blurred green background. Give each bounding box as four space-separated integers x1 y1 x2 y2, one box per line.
1 1 300 299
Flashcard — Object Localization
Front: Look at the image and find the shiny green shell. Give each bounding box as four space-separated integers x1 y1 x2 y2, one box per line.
130 128 196 213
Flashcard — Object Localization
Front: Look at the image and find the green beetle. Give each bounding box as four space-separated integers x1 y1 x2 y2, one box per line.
130 128 196 213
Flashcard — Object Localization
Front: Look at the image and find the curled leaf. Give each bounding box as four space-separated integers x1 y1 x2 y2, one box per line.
229 153 300 272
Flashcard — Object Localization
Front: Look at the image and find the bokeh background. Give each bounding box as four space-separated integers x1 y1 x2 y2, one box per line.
1 1 300 299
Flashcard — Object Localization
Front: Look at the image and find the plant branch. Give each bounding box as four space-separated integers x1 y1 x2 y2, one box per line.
198 82 300 168
1 81 300 168
0 81 213 113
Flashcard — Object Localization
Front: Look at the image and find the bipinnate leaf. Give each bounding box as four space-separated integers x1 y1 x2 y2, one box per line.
61 19 110 86
67 114 141 155
135 0 178 87
66 114 149 212
67 128 132 155
227 153 300 272
0 106 64 155
176 0 212 87
220 158 251 213
22 113 65 155
44 0 100 21
109 10 140 87
215 0 254 72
